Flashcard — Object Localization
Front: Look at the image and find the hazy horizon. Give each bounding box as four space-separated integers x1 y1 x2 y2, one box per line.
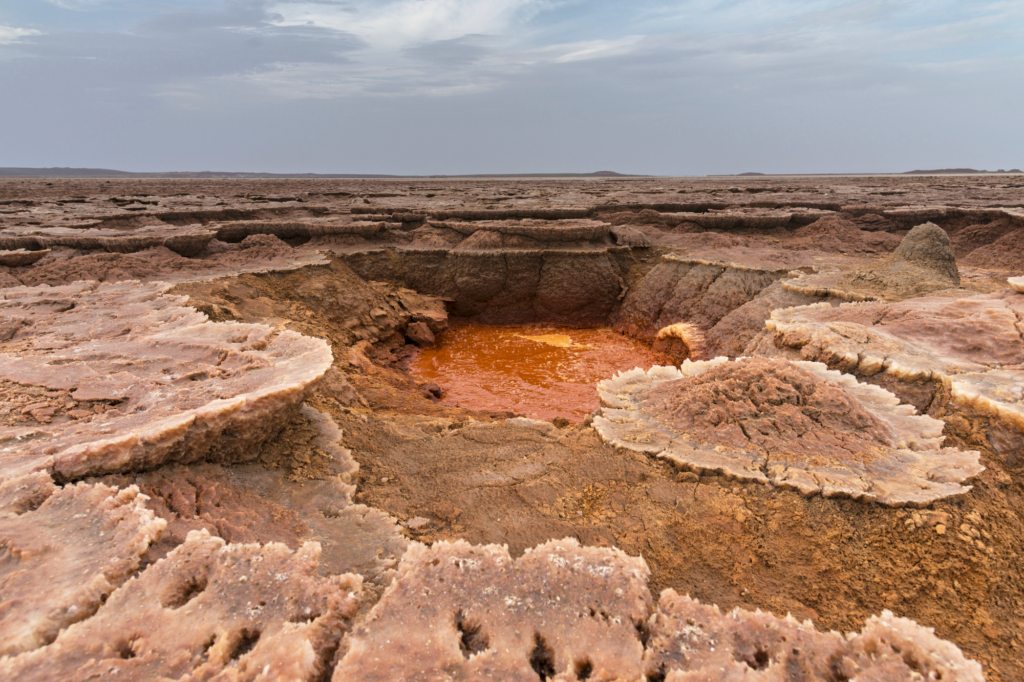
2 1 1021 176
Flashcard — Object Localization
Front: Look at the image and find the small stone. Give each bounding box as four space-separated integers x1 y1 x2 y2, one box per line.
405 322 435 348
406 517 430 530
67 410 93 420
380 477 389 484
935 524 946 535
676 472 699 484
29 407 57 423
552 417 570 429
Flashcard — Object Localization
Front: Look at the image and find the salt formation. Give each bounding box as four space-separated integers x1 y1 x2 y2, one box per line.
0 249 50 267
784 222 962 301
334 538 652 681
0 482 165 656
0 280 332 482
105 405 410 597
1010 276 1024 293
0 529 362 682
335 537 983 681
594 357 983 505
652 322 706 364
644 591 984 681
753 291 1024 457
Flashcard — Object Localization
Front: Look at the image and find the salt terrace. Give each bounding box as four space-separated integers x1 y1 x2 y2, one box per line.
1 174 1023 680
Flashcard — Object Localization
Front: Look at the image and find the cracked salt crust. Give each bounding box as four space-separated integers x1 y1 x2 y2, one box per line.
593 357 983 506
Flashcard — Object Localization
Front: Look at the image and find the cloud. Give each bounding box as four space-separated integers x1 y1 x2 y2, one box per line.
402 34 493 65
271 0 546 49
0 25 42 44
2 0 1021 174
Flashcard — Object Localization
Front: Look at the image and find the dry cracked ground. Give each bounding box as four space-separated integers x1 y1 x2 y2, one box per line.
2 174 1024 681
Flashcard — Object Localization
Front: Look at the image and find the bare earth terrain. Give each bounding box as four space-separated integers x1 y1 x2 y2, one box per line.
2 174 1023 681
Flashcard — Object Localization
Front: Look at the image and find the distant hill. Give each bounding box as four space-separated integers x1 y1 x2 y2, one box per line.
904 168 1023 174
737 172 766 176
0 167 641 179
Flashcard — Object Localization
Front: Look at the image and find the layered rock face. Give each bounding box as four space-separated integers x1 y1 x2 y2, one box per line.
594 357 983 505
0 280 332 483
613 255 789 345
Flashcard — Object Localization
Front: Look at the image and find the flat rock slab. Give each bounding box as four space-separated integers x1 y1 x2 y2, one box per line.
335 538 652 681
594 357 983 506
646 590 984 682
0 482 165 656
0 280 332 483
0 529 362 682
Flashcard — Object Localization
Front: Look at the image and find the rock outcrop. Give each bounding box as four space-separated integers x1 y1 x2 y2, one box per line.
613 255 789 343
784 222 962 301
335 536 984 681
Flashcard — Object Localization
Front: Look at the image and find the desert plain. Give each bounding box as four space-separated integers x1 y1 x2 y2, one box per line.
1 173 1023 680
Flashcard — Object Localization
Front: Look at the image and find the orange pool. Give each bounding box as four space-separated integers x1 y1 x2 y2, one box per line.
408 323 673 422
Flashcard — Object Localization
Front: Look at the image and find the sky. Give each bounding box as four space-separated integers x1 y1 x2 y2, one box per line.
0 0 1021 175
